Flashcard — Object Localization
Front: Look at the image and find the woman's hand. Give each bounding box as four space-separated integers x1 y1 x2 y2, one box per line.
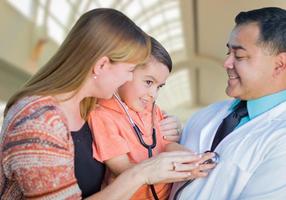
136 151 216 185
159 113 182 142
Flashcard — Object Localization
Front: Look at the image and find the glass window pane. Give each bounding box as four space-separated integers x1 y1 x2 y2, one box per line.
69 0 78 4
47 17 65 44
157 69 192 110
39 0 47 6
78 0 89 13
36 6 45 26
50 0 71 25
141 0 158 9
7 0 33 19
161 42 172 52
149 14 165 28
124 0 142 18
170 40 184 52
168 27 182 37
154 33 169 43
99 0 115 8
164 8 180 21
139 23 150 33
162 1 178 11
87 2 99 11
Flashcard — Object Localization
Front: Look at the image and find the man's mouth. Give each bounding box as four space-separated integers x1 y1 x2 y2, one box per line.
228 75 239 79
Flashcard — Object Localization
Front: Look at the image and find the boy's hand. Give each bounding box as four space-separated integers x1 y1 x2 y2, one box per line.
159 112 182 142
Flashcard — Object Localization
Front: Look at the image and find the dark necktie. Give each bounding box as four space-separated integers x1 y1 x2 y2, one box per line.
210 101 248 151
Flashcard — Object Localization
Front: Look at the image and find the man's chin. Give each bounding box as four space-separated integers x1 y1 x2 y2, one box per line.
226 88 241 99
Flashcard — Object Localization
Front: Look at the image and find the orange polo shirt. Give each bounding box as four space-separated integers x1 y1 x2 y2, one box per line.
88 97 171 200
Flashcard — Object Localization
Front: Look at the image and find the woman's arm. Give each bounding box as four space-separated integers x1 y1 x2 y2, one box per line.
1 102 214 200
103 144 215 178
87 151 214 200
86 162 142 200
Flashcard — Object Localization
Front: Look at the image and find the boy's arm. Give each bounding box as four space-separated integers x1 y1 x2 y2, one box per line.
105 154 135 176
164 142 193 152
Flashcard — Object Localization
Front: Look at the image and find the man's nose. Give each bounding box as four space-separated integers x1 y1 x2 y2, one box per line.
223 54 234 69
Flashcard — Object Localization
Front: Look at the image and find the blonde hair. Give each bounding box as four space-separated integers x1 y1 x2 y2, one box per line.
5 8 151 118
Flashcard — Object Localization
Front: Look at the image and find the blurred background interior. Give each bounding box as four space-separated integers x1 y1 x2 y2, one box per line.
1 0 286 128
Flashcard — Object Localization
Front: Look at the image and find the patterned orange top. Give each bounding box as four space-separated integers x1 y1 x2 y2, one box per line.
0 96 82 199
88 97 171 200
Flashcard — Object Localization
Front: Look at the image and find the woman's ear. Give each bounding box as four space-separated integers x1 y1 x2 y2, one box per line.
92 56 111 77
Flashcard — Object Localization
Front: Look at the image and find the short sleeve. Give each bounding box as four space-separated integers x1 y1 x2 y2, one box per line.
88 109 130 162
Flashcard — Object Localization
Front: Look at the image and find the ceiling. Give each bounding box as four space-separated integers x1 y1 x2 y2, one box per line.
1 0 286 123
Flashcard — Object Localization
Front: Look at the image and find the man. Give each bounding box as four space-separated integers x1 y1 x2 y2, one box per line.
170 7 286 200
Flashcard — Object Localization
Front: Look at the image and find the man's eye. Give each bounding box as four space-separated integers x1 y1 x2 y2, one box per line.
235 55 245 60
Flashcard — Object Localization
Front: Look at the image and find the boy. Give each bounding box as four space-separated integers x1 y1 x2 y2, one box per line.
88 37 213 199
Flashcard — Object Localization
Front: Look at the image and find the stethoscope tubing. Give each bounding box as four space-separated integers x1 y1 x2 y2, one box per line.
113 93 159 200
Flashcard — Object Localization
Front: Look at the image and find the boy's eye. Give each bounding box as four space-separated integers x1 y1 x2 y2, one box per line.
145 80 153 86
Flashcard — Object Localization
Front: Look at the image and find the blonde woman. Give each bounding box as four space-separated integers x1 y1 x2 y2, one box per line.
0 8 213 199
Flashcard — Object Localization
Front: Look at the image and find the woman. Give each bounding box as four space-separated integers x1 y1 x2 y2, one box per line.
0 8 215 199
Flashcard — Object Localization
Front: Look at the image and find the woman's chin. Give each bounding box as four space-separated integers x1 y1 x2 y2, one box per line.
132 105 145 113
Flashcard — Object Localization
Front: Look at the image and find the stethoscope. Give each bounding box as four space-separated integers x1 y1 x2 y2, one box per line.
113 93 157 157
114 93 220 200
113 93 159 200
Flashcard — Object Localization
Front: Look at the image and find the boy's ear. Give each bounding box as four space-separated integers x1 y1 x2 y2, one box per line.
92 56 111 75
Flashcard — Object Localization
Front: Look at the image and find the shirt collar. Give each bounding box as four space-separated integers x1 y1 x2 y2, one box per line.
97 97 151 116
230 90 286 119
97 97 125 113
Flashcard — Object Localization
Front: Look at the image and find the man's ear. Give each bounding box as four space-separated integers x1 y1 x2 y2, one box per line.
273 52 286 77
92 56 111 76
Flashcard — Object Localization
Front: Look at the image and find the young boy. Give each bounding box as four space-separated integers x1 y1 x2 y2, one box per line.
88 38 209 199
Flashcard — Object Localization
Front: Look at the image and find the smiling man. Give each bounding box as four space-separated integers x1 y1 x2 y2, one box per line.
170 7 286 200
